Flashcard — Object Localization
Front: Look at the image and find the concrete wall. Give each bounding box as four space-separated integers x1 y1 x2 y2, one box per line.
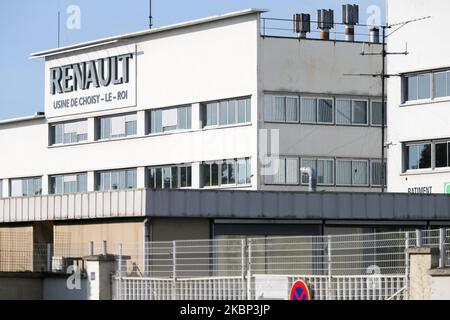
43 277 88 300
387 0 450 193
0 274 42 300
259 37 383 192
150 218 210 242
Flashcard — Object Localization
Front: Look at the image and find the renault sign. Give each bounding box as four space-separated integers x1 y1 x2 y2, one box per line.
45 44 137 118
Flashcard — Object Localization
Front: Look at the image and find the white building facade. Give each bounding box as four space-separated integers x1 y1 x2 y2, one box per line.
387 0 450 194
0 9 384 200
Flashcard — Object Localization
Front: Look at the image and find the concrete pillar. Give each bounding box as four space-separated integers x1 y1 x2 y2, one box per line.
41 175 49 195
192 162 202 188
407 247 439 300
84 254 117 300
87 171 96 192
191 103 202 130
137 167 146 189
137 110 147 136
87 118 96 142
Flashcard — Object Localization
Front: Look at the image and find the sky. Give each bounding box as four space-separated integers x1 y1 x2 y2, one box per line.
0 0 385 120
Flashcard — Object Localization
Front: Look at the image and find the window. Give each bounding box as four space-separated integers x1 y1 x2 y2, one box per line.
150 106 191 133
148 165 192 189
203 158 251 187
371 101 386 126
336 99 368 125
265 157 299 185
336 160 368 186
435 142 450 168
51 120 88 145
264 96 299 123
10 177 42 197
0 180 2 198
99 114 137 139
434 72 447 98
404 73 431 102
371 160 387 186
301 158 334 185
300 97 334 124
96 169 137 191
50 173 87 194
204 97 251 127
405 143 431 170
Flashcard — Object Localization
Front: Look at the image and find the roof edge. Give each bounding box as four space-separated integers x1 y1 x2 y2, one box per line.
0 113 46 126
30 8 267 59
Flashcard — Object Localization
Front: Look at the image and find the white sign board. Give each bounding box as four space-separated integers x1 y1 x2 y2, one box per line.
45 44 137 118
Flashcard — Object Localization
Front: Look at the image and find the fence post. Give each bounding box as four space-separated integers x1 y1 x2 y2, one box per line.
416 229 422 247
88 241 94 256
246 239 252 300
327 235 332 300
117 243 123 300
439 228 445 268
405 232 410 300
172 240 177 300
46 243 53 272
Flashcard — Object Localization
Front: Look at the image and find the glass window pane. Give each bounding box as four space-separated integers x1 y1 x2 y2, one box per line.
434 72 447 98
163 167 171 189
211 163 219 186
246 98 251 122
207 103 217 126
353 101 368 124
336 100 352 124
171 167 178 189
228 101 237 125
286 158 299 184
273 158 286 184
336 160 352 185
125 121 137 136
203 164 211 187
436 143 448 168
186 166 192 187
155 168 162 189
407 76 418 101
407 144 431 170
126 170 136 189
371 161 385 186
219 101 228 125
54 124 63 144
317 99 333 123
286 97 299 122
418 73 431 100
301 159 316 185
447 72 450 98
177 107 187 130
318 160 334 185
371 102 383 125
148 168 156 189
274 97 286 122
78 174 87 193
301 98 317 123
238 100 246 123
238 160 246 184
228 162 236 184
221 162 229 185
246 159 251 184
352 161 368 185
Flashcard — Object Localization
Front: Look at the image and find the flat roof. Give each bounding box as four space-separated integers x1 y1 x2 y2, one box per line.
0 113 45 126
30 8 267 59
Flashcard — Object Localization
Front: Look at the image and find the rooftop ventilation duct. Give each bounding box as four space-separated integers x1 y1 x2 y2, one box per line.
293 13 311 38
342 4 359 41
300 167 317 192
317 9 334 40
369 27 380 44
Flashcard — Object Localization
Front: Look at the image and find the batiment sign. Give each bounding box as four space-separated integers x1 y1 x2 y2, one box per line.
45 44 137 118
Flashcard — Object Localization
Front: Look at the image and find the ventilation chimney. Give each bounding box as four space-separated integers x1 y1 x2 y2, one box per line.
317 9 334 40
369 27 380 44
293 13 311 38
342 4 359 41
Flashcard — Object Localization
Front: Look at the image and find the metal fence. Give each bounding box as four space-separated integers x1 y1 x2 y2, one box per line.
0 228 449 299
113 228 450 300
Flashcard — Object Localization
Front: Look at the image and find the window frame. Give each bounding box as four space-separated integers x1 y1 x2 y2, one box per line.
300 96 335 125
370 100 386 127
404 142 432 172
202 158 251 188
203 97 252 128
98 113 138 141
300 158 335 186
351 99 369 126
370 160 387 187
49 172 88 195
264 156 300 186
149 105 192 135
95 168 137 191
50 120 88 146
351 159 370 187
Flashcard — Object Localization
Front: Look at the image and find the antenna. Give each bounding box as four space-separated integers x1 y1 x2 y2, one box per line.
345 16 430 193
149 0 153 29
57 11 61 48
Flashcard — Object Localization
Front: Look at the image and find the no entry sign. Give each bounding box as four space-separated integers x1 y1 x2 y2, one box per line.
290 280 311 300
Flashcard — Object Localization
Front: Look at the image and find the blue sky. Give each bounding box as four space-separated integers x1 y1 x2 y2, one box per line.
0 0 385 120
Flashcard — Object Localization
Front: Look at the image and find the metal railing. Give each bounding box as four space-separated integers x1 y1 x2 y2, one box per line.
260 17 377 42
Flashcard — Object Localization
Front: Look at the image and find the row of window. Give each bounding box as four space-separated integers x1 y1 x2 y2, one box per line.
202 158 252 187
264 95 386 126
404 139 450 171
50 96 252 146
264 157 386 187
403 69 450 102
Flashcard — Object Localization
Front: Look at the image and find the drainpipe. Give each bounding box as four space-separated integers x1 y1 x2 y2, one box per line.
300 167 317 192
